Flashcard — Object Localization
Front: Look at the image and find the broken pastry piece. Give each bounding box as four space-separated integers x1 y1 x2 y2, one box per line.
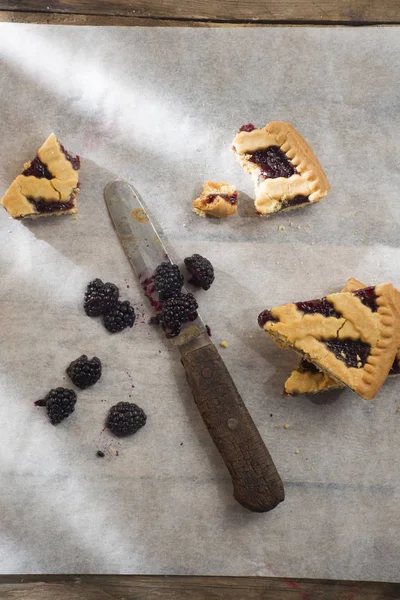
285 278 400 395
232 121 329 216
258 283 400 400
193 181 238 218
1 133 80 219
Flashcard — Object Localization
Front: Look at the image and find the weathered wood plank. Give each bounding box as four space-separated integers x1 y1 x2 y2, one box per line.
0 576 399 600
0 0 399 24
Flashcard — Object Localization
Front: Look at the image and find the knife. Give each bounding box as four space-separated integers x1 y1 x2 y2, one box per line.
104 180 285 513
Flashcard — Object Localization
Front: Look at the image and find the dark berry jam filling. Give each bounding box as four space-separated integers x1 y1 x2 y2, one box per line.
296 298 342 319
282 195 310 209
249 146 296 179
324 338 371 369
239 123 256 133
352 286 378 312
60 143 80 170
206 191 238 205
22 156 52 180
258 309 278 328
389 357 400 375
298 359 319 374
28 198 74 213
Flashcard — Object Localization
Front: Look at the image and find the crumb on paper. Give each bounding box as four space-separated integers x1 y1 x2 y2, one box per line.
283 423 290 429
274 424 279 429
278 225 285 232
396 406 400 413
294 449 300 454
220 340 229 348
249 335 253 339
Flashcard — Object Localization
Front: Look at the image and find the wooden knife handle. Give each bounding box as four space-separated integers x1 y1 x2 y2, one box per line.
180 336 284 512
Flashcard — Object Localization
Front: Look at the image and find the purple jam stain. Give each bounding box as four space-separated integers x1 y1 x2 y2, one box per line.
141 277 163 313
22 156 52 179
239 123 256 132
296 298 342 319
59 143 80 170
249 146 297 179
115 450 119 457
34 399 47 407
28 198 74 213
298 359 319 374
282 195 310 209
389 357 400 375
353 286 378 312
324 338 371 369
258 309 278 328
206 191 238 205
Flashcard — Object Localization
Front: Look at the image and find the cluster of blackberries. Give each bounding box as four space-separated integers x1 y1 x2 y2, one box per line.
84 279 135 333
152 254 214 338
35 355 146 438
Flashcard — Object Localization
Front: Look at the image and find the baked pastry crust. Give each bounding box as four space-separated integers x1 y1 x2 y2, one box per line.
259 283 400 400
285 278 400 395
232 121 329 215
1 133 80 219
193 181 238 218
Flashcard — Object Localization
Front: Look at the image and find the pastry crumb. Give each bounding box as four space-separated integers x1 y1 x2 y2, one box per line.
294 449 300 455
274 424 279 429
193 181 238 219
220 340 229 348
278 225 285 232
283 423 290 429
396 406 400 412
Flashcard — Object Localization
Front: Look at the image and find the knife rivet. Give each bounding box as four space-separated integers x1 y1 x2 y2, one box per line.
227 418 238 430
202 367 213 378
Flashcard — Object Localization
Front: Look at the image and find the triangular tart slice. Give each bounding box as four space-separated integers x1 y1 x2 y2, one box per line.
258 283 400 400
284 278 400 395
1 133 80 219
232 121 329 216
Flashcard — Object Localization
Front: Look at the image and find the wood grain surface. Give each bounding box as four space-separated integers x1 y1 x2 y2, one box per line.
0 576 399 599
0 1 398 597
0 0 399 25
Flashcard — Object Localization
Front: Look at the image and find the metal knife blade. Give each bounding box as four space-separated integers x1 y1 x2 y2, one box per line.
104 180 207 346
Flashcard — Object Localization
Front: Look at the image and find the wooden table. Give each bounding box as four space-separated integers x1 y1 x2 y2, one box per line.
0 2 399 598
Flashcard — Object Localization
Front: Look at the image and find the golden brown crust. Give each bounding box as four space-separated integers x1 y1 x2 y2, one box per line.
232 121 330 216
192 181 238 218
263 283 400 400
1 133 80 219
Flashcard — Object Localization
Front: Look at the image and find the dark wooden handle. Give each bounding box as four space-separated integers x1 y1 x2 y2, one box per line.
180 338 284 512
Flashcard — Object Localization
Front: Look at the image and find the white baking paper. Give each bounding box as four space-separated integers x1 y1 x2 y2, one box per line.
0 24 399 580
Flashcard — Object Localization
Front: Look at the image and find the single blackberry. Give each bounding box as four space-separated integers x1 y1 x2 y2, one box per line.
160 293 198 337
66 355 102 389
184 254 215 290
84 279 119 316
36 388 77 425
154 262 184 300
106 401 147 436
103 300 135 333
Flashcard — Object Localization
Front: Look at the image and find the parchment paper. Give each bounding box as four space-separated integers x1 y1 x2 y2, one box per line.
0 24 399 580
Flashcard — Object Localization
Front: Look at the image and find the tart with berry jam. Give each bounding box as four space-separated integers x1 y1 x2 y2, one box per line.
1 133 80 219
232 121 329 216
258 283 400 400
193 181 238 218
284 279 400 395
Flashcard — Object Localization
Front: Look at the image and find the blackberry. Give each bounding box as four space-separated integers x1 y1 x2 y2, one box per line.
106 401 147 437
160 293 198 338
66 355 102 389
84 279 119 316
154 262 184 300
184 254 215 290
36 388 77 425
103 300 135 333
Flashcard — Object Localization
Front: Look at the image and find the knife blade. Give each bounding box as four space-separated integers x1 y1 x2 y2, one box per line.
105 180 284 512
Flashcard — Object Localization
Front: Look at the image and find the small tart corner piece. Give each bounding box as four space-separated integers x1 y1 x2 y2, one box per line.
232 121 329 216
1 133 80 219
259 283 400 400
193 181 238 218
